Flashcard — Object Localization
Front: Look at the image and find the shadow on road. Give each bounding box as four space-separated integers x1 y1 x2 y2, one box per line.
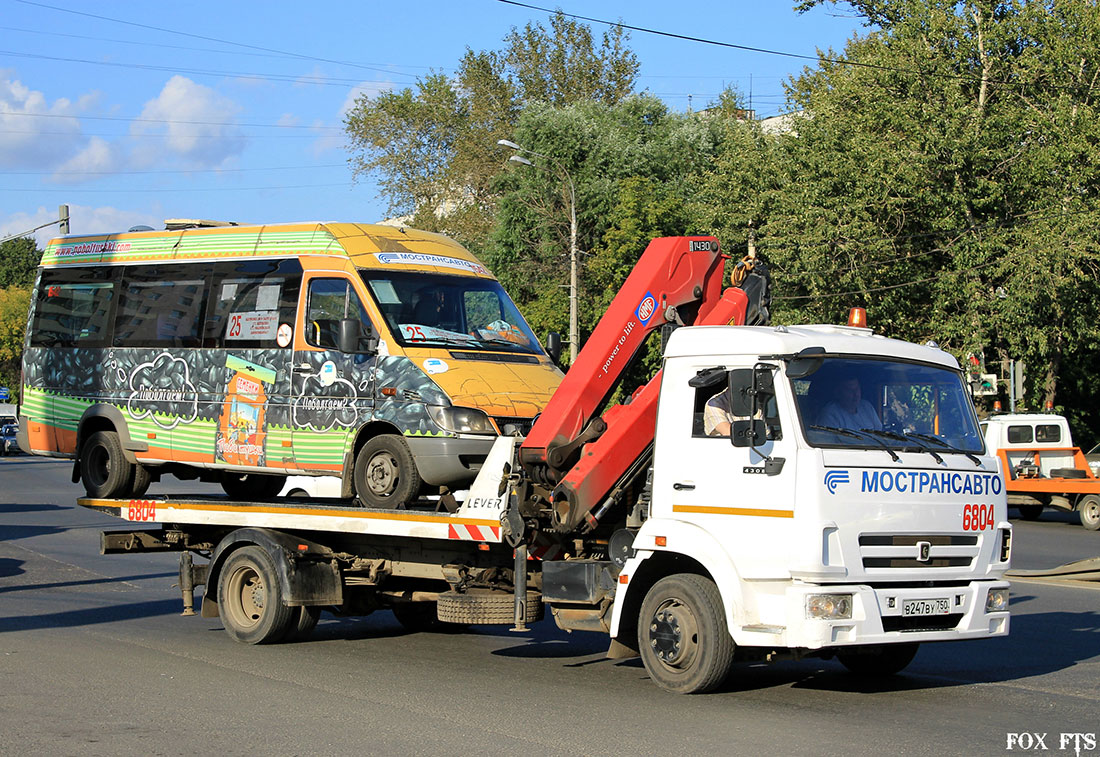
0 557 25 578
0 571 178 594
0 598 182 633
0 503 69 514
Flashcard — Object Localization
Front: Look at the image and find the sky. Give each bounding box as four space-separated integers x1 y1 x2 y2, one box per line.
0 0 868 248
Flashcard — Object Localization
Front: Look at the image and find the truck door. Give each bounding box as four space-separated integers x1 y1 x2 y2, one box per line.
291 275 377 474
660 366 799 576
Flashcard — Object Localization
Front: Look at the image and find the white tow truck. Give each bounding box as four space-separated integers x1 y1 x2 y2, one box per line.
75 236 1011 694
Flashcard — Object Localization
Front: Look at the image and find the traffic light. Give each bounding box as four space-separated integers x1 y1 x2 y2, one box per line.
975 374 998 396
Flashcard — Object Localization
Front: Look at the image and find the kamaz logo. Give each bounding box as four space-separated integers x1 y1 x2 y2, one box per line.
824 470 850 494
636 292 657 325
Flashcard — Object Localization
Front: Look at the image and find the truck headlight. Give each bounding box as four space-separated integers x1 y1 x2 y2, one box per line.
427 405 497 435
985 588 1009 613
806 593 853 620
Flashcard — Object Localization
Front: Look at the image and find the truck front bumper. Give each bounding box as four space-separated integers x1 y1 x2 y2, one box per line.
781 579 1010 649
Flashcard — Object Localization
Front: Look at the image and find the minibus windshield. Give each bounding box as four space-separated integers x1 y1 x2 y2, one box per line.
361 270 543 355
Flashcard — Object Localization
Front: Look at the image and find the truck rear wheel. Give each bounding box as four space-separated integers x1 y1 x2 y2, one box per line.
1016 504 1044 521
353 434 421 509
80 430 135 498
837 642 919 676
217 546 293 644
1078 495 1100 531
638 574 734 694
282 606 321 642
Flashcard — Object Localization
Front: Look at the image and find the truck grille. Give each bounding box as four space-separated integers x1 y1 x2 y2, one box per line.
858 534 979 570
882 614 964 632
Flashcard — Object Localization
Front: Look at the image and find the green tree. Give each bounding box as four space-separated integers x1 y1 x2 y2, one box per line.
0 285 31 396
344 12 638 252
0 237 39 288
731 1 1100 428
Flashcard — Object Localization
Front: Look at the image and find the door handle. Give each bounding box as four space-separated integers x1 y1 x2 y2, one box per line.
673 482 695 491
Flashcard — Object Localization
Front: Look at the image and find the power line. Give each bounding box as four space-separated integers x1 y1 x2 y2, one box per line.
0 49 390 88
1 24 424 79
13 0 416 78
498 0 1095 94
1 110 343 132
0 182 356 193
5 163 346 176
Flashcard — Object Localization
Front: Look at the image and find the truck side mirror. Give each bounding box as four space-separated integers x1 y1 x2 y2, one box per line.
786 346 826 379
731 419 766 447
545 331 562 363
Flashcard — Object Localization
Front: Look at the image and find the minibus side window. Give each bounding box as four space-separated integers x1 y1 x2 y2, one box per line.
205 258 301 348
114 264 209 348
31 268 116 347
306 278 372 350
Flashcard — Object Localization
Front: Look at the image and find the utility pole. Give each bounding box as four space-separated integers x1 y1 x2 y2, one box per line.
497 140 580 363
0 204 70 245
59 204 70 235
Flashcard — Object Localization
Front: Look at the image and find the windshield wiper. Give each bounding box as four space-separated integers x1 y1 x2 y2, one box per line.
906 431 983 467
810 425 900 462
863 428 944 464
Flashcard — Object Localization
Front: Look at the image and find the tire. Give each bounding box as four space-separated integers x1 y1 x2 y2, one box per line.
217 545 294 644
353 434 421 509
130 463 152 498
281 606 321 642
436 589 542 625
392 602 463 632
1016 504 1044 521
637 574 735 694
221 472 285 500
837 642 919 676
1051 468 1087 479
80 430 135 498
1078 494 1100 531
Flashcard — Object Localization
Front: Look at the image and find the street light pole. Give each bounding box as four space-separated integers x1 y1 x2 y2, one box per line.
499 139 580 364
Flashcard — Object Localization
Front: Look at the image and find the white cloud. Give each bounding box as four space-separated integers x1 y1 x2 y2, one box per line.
50 137 119 183
1 204 161 249
130 75 246 168
0 75 96 170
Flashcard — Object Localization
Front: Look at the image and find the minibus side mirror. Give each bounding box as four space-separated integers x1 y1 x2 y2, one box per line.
545 331 562 363
337 318 377 354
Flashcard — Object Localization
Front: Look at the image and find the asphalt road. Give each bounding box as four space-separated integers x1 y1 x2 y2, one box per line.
2 456 1098 756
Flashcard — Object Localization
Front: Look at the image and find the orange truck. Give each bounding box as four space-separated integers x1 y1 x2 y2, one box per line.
981 413 1100 530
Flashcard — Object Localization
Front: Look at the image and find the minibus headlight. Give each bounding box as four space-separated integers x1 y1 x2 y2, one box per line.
985 588 1009 613
427 405 497 435
806 593 853 620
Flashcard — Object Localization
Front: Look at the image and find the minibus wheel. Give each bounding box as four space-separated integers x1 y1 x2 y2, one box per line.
80 430 135 498
354 434 421 509
221 473 284 500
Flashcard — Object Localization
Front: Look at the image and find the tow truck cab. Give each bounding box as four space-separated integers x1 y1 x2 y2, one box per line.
614 323 1011 654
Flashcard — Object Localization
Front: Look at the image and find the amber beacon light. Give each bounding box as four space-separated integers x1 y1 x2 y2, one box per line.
847 307 867 328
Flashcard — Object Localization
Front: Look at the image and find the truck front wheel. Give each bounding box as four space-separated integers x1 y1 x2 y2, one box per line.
353 434 421 509
217 546 293 644
1078 495 1100 531
638 574 734 694
837 642 919 676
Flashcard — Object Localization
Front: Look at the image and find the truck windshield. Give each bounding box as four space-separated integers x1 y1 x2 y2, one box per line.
790 357 983 454
360 270 543 355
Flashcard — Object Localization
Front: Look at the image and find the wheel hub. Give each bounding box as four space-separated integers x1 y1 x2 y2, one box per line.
650 610 684 664
367 453 397 494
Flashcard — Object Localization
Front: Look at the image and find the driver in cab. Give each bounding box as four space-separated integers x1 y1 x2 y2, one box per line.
818 376 882 431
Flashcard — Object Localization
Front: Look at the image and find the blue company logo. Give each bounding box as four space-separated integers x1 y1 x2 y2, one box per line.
636 291 657 325
377 253 399 264
824 470 850 494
